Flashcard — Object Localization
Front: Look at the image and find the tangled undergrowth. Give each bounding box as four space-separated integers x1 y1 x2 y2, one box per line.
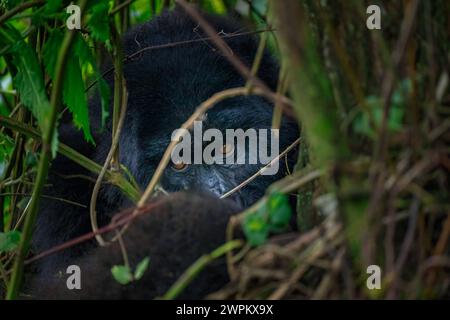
0 0 449 299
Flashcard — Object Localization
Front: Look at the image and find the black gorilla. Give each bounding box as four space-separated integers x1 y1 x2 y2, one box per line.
29 193 240 299
28 9 298 298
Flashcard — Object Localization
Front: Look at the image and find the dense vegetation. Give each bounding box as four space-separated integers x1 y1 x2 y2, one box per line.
0 0 449 299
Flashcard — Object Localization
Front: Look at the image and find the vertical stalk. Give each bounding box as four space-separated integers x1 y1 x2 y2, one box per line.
271 0 367 264
6 0 88 299
110 24 124 170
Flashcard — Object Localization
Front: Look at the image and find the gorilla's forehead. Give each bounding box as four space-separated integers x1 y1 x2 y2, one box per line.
135 94 274 137
136 95 274 163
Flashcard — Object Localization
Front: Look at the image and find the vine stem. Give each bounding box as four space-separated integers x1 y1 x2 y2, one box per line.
6 0 88 300
162 240 243 300
90 89 128 246
0 116 140 202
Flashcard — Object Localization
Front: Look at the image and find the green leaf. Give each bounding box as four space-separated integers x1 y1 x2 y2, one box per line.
243 212 269 246
134 257 150 280
44 0 63 14
74 33 110 129
242 192 292 246
11 41 51 131
0 132 14 164
51 128 59 158
17 197 31 210
267 192 292 232
25 150 38 167
0 230 21 253
204 0 227 14
252 0 268 15
111 265 133 285
63 55 94 143
87 1 110 43
73 33 94 65
43 30 64 80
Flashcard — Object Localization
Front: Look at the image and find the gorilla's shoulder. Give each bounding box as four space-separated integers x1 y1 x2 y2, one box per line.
26 193 240 299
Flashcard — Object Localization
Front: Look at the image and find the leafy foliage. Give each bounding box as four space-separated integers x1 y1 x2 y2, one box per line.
243 192 292 246
111 265 133 285
0 231 21 253
11 42 51 131
87 1 110 43
111 257 150 285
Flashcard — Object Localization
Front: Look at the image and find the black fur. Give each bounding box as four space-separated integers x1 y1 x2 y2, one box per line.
26 193 239 299
29 10 298 298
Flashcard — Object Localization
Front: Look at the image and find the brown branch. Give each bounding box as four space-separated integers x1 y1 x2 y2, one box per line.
175 0 296 119
85 29 275 92
0 0 45 27
24 199 165 265
220 137 301 199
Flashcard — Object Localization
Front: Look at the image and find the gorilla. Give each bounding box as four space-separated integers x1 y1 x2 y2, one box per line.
28 193 240 299
26 9 298 299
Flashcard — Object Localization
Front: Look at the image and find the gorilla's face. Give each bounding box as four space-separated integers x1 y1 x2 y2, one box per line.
126 97 297 209
94 12 299 210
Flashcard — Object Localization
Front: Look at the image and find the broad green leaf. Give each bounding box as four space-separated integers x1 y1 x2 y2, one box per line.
44 0 63 14
63 55 94 143
0 230 21 253
47 34 89 142
267 192 292 232
134 257 150 280
74 33 110 129
242 192 292 246
73 33 94 64
243 212 269 246
111 265 133 285
87 1 110 43
11 41 51 131
43 30 64 80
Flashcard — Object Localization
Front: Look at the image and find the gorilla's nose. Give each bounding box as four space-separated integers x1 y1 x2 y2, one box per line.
192 171 229 198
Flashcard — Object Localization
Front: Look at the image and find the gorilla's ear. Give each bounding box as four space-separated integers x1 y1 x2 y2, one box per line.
27 192 240 300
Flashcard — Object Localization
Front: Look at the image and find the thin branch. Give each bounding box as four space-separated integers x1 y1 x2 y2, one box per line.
162 240 243 300
220 137 301 199
0 0 45 27
175 0 296 119
24 200 165 265
0 116 140 202
85 29 274 92
110 0 135 16
90 88 128 246
136 87 267 208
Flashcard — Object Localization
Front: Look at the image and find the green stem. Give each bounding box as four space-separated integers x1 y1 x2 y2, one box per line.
111 24 124 170
0 116 140 202
161 240 243 300
6 1 88 299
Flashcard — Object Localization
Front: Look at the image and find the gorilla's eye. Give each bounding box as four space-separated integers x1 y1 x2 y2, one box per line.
220 144 234 156
171 161 188 171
